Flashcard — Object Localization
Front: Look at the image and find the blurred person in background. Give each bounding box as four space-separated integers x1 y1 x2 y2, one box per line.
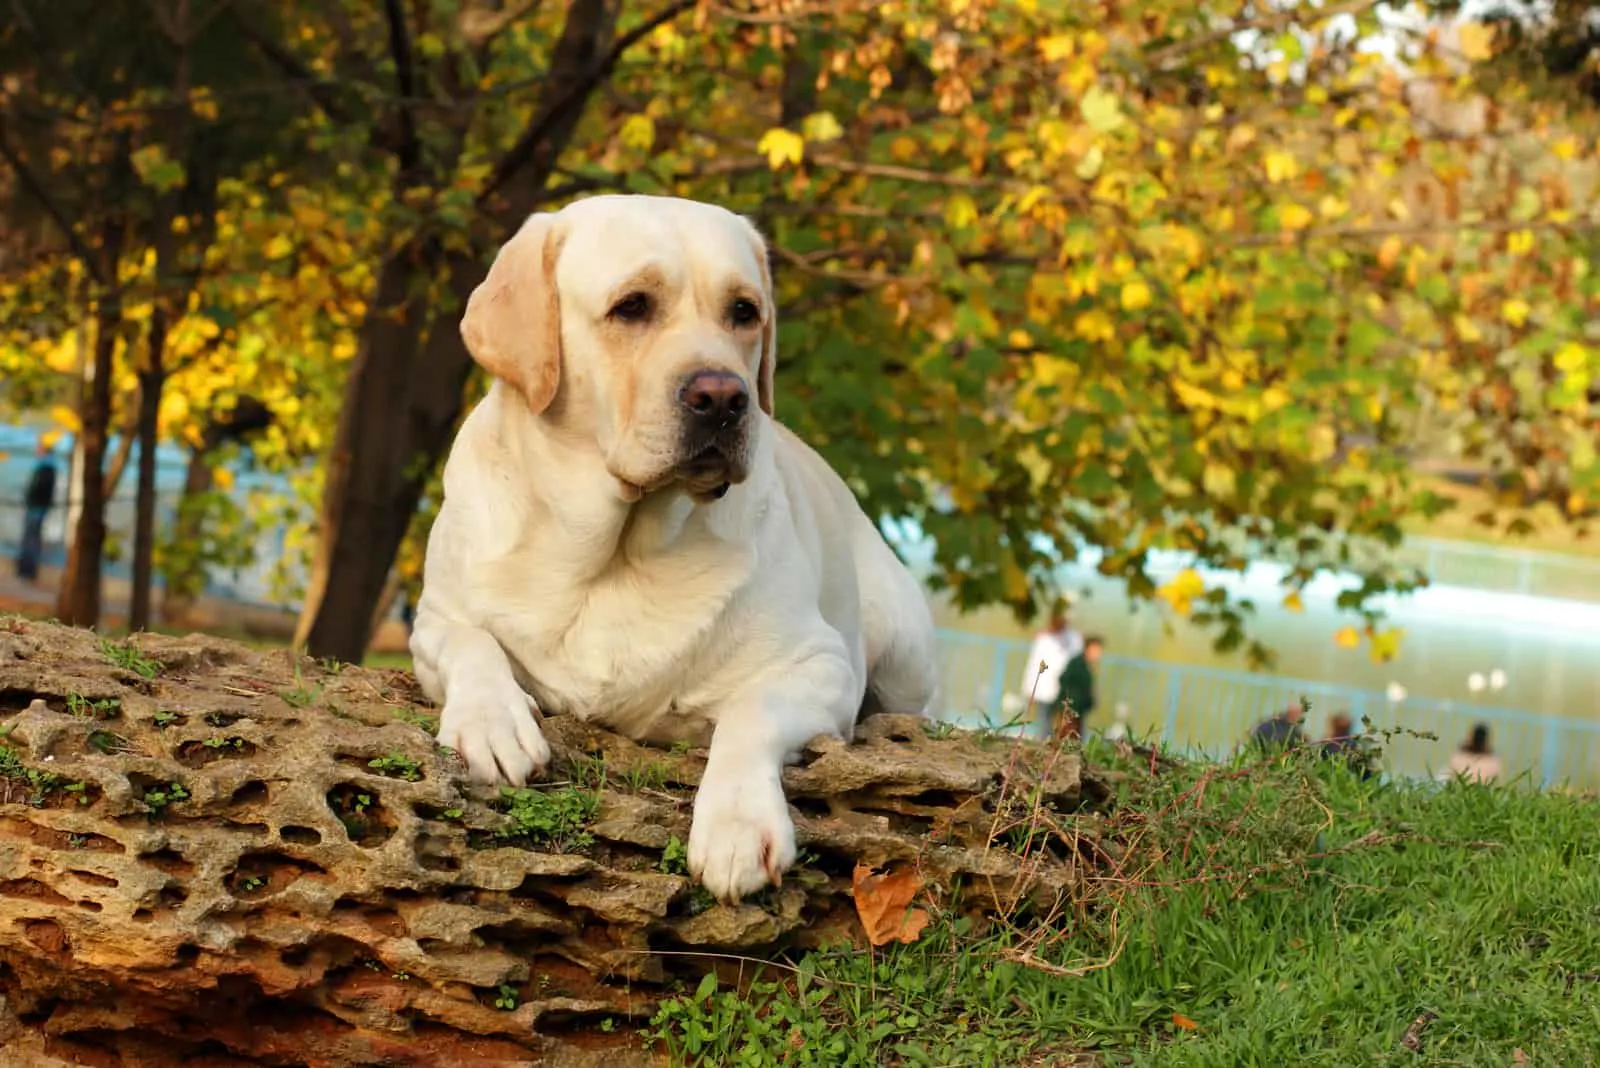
14 440 57 583
1014 605 1084 732
1440 723 1501 784
1058 635 1105 740
1249 700 1307 755
1318 711 1377 779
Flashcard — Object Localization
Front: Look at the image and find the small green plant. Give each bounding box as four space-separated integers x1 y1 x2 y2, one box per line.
238 875 266 893
659 834 690 875
100 638 162 679
279 662 321 709
394 706 438 733
493 983 520 1011
143 782 189 814
66 693 120 720
87 729 132 755
203 736 246 750
320 657 346 676
619 759 669 793
152 710 180 729
66 833 90 849
599 1017 616 1033
440 806 464 821
567 754 608 790
0 741 66 806
368 751 423 782
495 784 599 852
670 740 693 756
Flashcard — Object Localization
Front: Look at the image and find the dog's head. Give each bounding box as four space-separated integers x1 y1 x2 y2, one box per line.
460 194 777 504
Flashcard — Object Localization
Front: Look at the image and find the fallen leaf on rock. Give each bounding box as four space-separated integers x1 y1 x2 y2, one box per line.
852 862 930 946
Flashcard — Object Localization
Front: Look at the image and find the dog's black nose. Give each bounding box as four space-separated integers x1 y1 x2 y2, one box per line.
679 370 749 426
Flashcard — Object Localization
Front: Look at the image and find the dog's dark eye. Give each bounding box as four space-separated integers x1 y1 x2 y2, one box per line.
728 298 760 328
608 292 652 323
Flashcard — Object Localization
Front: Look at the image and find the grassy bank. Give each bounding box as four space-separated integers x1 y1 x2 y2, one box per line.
648 741 1600 1066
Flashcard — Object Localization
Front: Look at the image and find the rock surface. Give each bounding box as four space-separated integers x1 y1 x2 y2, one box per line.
0 617 1091 1066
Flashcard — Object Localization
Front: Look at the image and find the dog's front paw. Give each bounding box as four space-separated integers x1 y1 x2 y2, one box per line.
438 687 550 786
687 767 797 903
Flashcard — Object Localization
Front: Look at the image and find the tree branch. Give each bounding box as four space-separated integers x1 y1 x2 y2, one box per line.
0 118 104 286
1144 0 1380 69
382 0 424 177
478 0 696 206
228 9 352 123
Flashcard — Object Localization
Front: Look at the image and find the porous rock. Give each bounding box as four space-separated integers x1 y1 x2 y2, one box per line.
0 617 1089 1066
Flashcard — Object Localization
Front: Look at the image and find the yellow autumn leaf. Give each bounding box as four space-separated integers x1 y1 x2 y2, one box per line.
619 114 656 151
43 336 80 374
1039 34 1075 62
757 127 805 170
1278 203 1314 231
801 111 844 144
49 404 82 434
1073 309 1115 342
1079 86 1124 134
945 193 980 229
1263 149 1299 184
1121 280 1153 311
1368 628 1404 664
1158 568 1206 617
1554 341 1589 374
1282 590 1305 613
214 467 236 491
1377 236 1403 269
1455 21 1494 62
1334 626 1361 649
1501 298 1530 328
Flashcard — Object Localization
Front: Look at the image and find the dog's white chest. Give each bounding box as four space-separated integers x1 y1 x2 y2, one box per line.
485 538 755 738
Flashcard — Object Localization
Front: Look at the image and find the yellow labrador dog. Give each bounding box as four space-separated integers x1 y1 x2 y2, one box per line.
411 194 938 902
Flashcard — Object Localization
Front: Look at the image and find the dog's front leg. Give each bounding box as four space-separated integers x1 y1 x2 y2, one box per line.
688 642 860 903
411 612 550 786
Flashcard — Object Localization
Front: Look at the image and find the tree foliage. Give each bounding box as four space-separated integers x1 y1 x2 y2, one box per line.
1 0 1596 665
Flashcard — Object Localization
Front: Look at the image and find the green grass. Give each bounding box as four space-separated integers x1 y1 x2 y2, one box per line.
648 744 1600 1066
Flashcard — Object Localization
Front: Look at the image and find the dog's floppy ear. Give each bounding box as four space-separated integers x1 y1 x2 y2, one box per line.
740 216 779 416
461 213 567 414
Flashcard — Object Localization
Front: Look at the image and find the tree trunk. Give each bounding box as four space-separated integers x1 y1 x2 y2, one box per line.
129 309 169 632
159 447 215 625
54 264 124 628
0 618 1086 1067
295 0 641 662
295 251 482 662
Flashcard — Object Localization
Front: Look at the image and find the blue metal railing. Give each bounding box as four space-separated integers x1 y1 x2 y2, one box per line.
934 629 1600 791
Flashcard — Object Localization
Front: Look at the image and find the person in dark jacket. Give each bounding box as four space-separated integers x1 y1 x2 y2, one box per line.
1318 711 1377 779
1249 700 1307 754
15 441 58 582
1057 635 1104 739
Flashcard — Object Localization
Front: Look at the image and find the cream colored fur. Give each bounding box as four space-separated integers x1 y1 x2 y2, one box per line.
411 195 938 902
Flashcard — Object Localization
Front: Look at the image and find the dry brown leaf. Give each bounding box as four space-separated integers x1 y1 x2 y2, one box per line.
1172 1013 1199 1032
851 862 931 946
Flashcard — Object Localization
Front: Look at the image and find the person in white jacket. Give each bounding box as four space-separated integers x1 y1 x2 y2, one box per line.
1014 609 1084 729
